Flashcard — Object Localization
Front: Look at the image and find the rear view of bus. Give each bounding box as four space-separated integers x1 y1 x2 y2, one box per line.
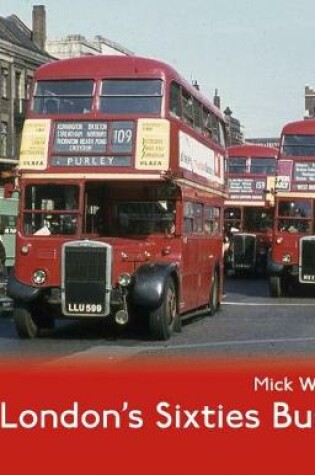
8 55 227 339
269 119 315 296
224 144 277 275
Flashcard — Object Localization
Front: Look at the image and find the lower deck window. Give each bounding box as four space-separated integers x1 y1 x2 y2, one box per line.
23 184 79 236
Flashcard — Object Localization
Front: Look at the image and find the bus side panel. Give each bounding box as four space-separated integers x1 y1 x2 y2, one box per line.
180 236 199 311
197 235 220 305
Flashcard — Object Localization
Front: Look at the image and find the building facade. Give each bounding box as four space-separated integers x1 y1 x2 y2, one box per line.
0 5 52 173
246 137 280 149
223 106 244 146
212 90 244 146
305 85 315 119
0 5 52 267
46 34 133 59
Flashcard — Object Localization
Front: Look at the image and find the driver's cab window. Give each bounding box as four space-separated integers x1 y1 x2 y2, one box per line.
83 183 108 234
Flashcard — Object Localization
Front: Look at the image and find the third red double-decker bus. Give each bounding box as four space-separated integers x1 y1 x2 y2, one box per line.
7 54 227 340
269 119 315 296
224 143 278 274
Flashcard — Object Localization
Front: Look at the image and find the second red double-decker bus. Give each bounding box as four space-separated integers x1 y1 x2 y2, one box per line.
224 144 278 274
269 119 315 296
7 55 227 340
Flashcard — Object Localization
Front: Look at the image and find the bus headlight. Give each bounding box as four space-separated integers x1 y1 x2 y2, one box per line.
118 273 131 287
282 254 292 263
21 244 31 255
32 269 47 285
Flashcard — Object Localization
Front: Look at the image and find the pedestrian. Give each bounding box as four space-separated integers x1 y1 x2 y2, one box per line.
0 225 7 278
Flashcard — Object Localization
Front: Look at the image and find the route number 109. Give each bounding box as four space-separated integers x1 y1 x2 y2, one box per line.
112 128 132 144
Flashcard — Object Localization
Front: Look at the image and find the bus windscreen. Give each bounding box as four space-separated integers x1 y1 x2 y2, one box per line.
32 80 94 114
283 134 315 156
100 79 162 114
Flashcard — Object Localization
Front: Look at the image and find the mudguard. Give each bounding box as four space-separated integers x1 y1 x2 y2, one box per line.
131 262 178 309
7 272 42 302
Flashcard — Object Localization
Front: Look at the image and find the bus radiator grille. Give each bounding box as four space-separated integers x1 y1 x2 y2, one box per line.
64 247 107 282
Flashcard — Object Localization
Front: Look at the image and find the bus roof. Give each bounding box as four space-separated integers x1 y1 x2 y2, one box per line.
34 55 224 120
281 119 315 135
227 143 278 158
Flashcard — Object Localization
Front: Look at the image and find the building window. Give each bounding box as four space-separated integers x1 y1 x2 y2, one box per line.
15 70 22 99
0 122 8 157
1 68 9 99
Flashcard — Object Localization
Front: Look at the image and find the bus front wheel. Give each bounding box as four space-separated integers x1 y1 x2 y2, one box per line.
149 278 178 341
269 276 282 298
14 305 39 339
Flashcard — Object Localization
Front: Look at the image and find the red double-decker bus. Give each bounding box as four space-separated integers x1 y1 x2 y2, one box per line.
269 119 315 296
224 144 278 274
7 55 227 340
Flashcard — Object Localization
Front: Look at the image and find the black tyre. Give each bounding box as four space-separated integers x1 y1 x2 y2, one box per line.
209 269 220 316
30 301 55 330
149 278 178 341
14 305 39 339
269 275 282 297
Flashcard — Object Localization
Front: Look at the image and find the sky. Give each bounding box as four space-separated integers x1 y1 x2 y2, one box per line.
2 0 315 138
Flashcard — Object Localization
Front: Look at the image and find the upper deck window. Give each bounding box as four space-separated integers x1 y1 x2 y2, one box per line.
283 135 315 156
100 79 162 114
228 157 247 174
193 98 202 132
182 90 194 126
250 157 276 174
170 82 181 117
32 80 94 114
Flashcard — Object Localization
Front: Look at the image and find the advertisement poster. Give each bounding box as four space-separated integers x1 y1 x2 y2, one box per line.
135 119 170 170
179 130 225 185
18 119 51 170
2 1 315 474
